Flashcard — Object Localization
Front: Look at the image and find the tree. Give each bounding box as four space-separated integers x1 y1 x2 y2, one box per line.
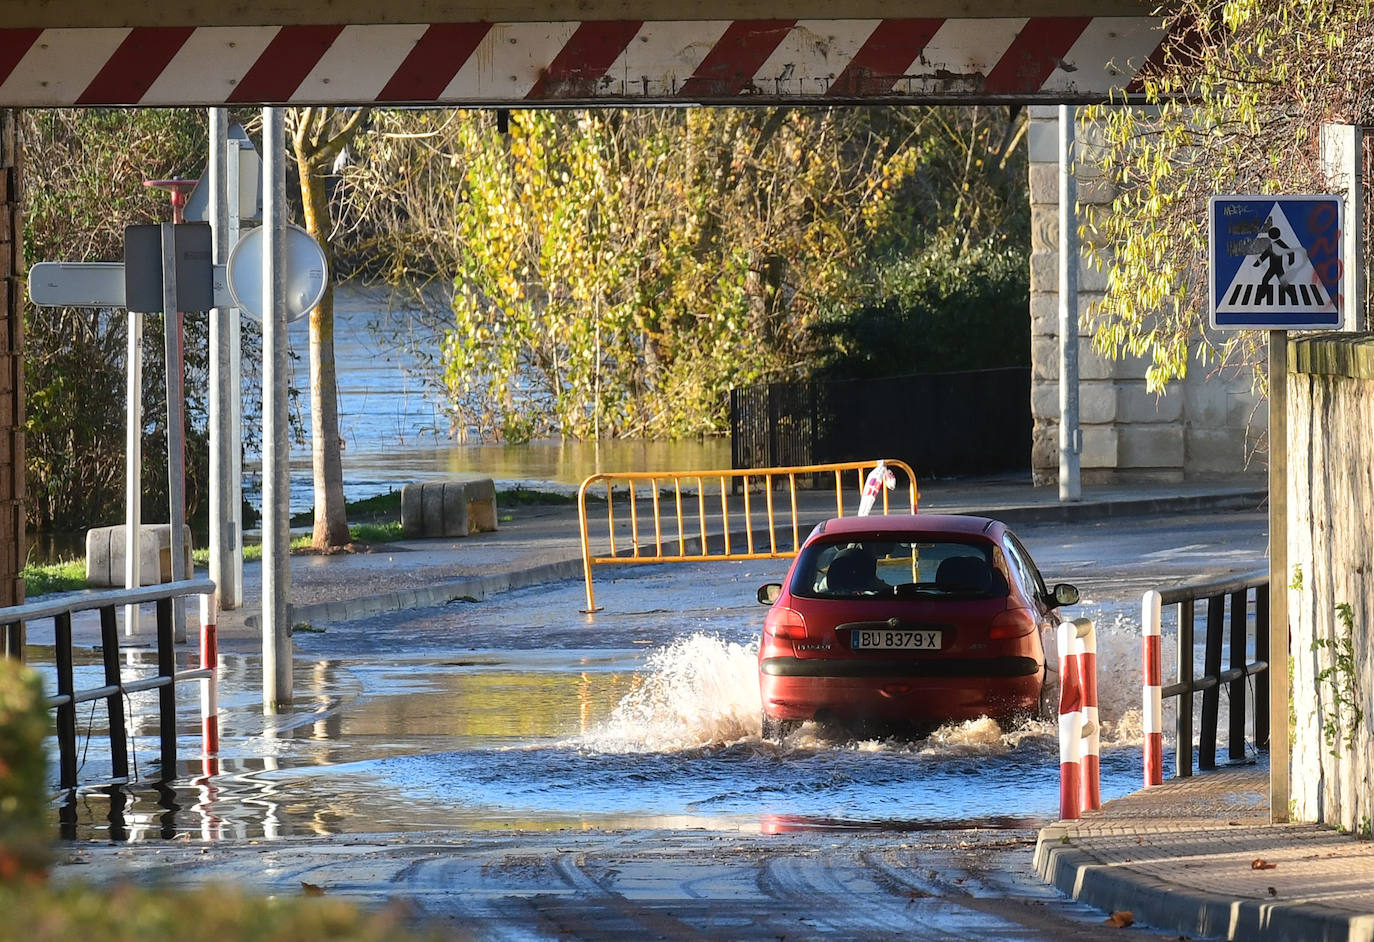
342 107 934 440
289 107 369 550
22 109 215 533
1080 0 1373 393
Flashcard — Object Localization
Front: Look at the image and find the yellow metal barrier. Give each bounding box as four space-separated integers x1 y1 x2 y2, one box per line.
576 459 918 612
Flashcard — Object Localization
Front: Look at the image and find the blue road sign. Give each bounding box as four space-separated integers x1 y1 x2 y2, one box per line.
1209 194 1343 330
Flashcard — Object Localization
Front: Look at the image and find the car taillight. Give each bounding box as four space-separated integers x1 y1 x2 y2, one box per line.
764 605 807 640
989 607 1036 639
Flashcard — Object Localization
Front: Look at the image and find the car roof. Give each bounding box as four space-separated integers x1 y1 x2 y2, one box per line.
807 514 1003 542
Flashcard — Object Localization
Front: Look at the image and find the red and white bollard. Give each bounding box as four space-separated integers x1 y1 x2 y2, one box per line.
1142 589 1164 787
199 592 220 774
1057 616 1100 819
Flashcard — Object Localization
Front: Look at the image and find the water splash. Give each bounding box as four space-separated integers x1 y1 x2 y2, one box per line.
578 633 763 752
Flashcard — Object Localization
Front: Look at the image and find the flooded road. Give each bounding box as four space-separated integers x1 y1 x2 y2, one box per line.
51 511 1265 939
58 511 1266 843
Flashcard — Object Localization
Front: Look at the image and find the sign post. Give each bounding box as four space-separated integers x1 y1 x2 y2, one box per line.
1209 193 1344 825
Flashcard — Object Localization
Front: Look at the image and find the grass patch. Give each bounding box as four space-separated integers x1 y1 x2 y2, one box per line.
291 491 402 527
351 521 403 543
19 558 86 596
497 485 576 505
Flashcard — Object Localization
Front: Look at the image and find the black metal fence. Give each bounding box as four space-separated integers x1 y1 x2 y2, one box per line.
730 367 1031 477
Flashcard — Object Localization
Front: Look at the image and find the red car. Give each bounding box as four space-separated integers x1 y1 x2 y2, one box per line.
757 514 1079 740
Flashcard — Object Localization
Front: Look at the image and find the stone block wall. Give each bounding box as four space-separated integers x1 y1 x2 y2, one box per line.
1027 106 1264 484
1287 334 1374 834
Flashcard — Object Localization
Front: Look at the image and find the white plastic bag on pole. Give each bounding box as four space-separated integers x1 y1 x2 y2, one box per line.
857 460 895 516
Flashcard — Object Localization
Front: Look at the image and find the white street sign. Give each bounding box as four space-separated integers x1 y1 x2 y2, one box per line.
28 261 126 307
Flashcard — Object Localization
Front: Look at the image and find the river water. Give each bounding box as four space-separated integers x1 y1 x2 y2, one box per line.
267 288 729 512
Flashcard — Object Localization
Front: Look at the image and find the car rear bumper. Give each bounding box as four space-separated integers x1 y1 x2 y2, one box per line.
759 657 1043 726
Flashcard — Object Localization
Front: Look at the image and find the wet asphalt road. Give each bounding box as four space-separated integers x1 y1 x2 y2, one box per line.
54 509 1268 940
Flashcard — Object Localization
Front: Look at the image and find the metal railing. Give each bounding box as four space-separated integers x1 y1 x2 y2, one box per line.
577 459 919 612
0 577 219 796
1142 569 1269 784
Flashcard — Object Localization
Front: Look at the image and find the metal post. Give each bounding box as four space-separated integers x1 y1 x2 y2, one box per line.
208 109 241 612
124 309 143 636
1058 104 1081 501
54 611 77 790
161 223 188 644
1199 595 1225 770
261 107 292 712
1268 329 1290 822
227 141 244 609
1228 588 1247 763
156 596 177 780
99 606 129 782
1177 598 1195 777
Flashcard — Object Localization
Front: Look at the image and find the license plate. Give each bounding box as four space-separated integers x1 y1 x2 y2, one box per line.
851 629 942 650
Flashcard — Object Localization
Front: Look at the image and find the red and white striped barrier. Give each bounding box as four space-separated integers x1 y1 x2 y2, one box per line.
1142 589 1164 787
1057 616 1100 820
199 592 220 772
0 18 1167 107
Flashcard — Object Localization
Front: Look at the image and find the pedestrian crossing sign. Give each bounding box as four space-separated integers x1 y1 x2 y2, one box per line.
1209 194 1343 330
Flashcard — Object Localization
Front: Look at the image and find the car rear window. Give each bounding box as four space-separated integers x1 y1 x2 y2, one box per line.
790 538 1007 600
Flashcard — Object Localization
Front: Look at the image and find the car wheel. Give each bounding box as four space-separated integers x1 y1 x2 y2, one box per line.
761 712 801 742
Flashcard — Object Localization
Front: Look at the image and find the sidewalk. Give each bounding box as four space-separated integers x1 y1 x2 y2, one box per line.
1035 768 1374 941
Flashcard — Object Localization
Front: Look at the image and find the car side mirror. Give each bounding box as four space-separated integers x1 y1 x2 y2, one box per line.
1050 583 1080 608
757 583 782 605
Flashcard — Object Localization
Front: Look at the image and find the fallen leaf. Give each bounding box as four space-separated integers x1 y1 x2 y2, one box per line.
1106 910 1135 928
1251 858 1278 870
301 882 326 896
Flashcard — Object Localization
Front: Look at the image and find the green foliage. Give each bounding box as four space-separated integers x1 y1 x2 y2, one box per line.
22 109 264 532
1313 602 1365 759
346 107 1024 440
1080 0 1374 392
19 558 86 597
0 883 443 942
0 660 49 879
809 237 1030 379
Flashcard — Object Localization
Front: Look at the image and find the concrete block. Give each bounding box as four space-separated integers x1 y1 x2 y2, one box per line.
1031 421 1058 474
84 523 192 587
1183 379 1230 427
1028 162 1059 203
1031 382 1059 421
421 482 445 537
1029 250 1110 294
1081 426 1119 469
1027 110 1058 163
465 478 498 533
1078 381 1119 424
1117 383 1184 423
400 482 424 537
1117 425 1185 469
441 482 469 537
1185 427 1249 474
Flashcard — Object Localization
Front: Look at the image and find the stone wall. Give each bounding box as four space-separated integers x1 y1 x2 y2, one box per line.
1287 334 1374 834
1026 106 1264 485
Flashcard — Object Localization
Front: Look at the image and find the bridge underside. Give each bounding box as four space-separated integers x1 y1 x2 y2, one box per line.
0 16 1164 108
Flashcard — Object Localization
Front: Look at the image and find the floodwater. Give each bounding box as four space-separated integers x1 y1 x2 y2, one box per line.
48 559 1209 844
266 289 731 513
